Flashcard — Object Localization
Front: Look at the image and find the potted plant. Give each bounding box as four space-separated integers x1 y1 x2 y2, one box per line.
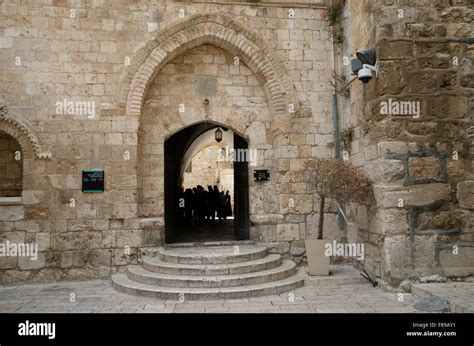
300 158 372 275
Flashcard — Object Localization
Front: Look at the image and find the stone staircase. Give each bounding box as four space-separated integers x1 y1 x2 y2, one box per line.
112 244 304 300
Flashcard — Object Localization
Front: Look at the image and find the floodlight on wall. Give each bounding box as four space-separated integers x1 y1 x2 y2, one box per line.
356 48 377 66
215 127 223 142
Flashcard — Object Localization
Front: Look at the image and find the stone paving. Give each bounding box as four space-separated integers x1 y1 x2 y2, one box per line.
0 274 422 313
412 281 474 313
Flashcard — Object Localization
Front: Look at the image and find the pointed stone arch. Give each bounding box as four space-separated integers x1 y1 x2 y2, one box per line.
116 13 299 119
0 105 51 160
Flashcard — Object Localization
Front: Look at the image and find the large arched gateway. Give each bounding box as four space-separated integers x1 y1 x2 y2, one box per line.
131 14 299 246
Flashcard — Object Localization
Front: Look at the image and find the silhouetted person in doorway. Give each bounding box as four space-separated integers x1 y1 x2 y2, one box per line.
224 191 232 218
218 190 225 220
192 187 198 222
184 188 193 223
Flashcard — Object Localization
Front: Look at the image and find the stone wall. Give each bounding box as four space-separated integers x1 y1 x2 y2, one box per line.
1 0 471 286
0 132 22 197
0 0 337 284
338 0 474 287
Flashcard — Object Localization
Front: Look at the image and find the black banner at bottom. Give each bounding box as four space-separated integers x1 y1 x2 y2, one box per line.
0 313 472 345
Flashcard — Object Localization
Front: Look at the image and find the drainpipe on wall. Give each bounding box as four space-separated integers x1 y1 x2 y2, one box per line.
330 5 345 229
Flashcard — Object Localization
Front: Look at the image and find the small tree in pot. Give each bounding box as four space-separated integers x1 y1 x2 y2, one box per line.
300 158 372 275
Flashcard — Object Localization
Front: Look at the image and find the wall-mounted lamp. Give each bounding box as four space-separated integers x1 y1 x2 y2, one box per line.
215 127 223 142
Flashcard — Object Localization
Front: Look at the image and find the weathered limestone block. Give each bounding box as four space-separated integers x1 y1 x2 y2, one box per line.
365 159 404 182
88 249 113 267
413 236 435 271
0 231 25 242
286 214 305 223
30 269 63 283
0 270 30 284
278 145 299 159
346 222 359 244
112 204 138 219
289 240 306 256
60 251 73 268
45 251 61 267
113 247 141 266
357 204 369 230
406 121 438 136
250 214 284 225
92 219 109 231
251 225 276 242
70 251 89 267
143 228 163 247
18 252 45 270
0 255 17 269
109 175 138 190
416 208 459 231
276 223 299 241
116 229 142 248
36 232 50 251
76 204 97 219
409 72 439 93
101 230 116 249
66 267 109 280
379 41 414 60
378 61 405 94
439 246 474 276
67 219 92 232
278 193 312 214
258 241 290 254
377 141 418 157
52 232 102 250
139 217 164 230
14 221 40 232
0 205 24 221
369 120 403 141
408 156 441 180
383 236 412 277
428 95 469 118
457 181 474 210
246 121 267 144
446 156 465 179
373 184 452 208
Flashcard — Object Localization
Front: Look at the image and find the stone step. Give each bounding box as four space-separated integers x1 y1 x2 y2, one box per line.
164 240 255 248
156 245 267 264
306 265 369 285
142 254 282 275
111 272 305 300
127 260 296 288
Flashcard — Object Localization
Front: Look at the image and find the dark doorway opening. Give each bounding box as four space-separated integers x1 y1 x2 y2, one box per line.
164 122 250 243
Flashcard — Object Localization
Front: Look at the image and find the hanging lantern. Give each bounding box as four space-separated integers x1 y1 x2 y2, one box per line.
215 127 223 142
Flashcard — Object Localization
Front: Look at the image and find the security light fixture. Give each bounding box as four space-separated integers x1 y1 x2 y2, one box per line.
352 48 379 84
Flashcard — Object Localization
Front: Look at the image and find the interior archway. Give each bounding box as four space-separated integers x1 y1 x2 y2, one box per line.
164 121 249 243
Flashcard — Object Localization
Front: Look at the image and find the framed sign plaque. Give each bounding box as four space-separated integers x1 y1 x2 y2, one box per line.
82 170 104 192
253 170 270 182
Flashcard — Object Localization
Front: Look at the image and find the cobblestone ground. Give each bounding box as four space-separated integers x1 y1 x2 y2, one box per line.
0 277 422 313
